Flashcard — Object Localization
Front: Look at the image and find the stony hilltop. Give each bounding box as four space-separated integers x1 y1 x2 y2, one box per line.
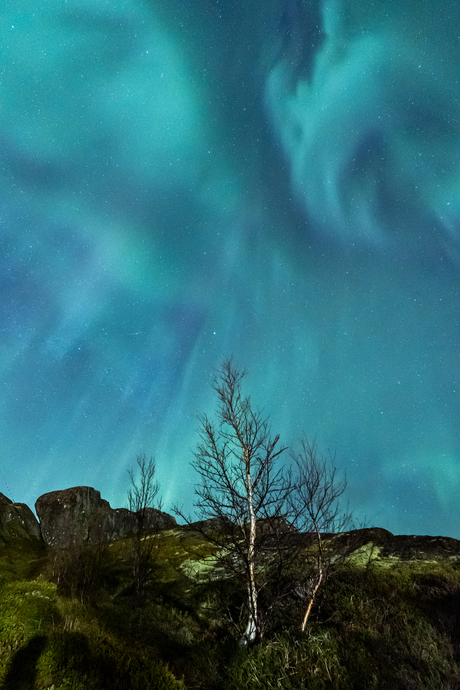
1 485 459 561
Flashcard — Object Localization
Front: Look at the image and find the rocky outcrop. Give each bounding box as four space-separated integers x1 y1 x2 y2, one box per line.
0 492 42 541
35 486 109 547
331 527 460 562
35 486 176 548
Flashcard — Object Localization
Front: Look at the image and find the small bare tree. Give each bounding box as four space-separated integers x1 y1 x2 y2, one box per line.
52 536 113 604
289 439 351 631
127 453 162 603
177 359 289 644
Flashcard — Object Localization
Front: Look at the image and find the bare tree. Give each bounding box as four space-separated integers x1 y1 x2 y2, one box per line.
289 439 351 631
175 360 354 640
177 359 290 643
52 537 113 604
127 453 162 603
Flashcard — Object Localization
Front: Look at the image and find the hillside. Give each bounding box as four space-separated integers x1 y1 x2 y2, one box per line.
1 493 460 689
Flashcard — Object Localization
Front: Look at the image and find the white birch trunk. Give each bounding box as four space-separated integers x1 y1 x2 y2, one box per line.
243 447 258 643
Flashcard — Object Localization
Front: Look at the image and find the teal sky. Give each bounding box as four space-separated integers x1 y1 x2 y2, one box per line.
1 0 459 537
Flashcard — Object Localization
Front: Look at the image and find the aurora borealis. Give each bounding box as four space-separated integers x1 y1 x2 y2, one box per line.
1 0 459 537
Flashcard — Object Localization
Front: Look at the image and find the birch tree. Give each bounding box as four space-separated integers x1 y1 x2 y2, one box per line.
185 359 289 643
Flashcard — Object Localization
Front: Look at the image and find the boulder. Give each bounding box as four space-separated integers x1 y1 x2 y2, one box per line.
35 486 111 548
0 493 42 541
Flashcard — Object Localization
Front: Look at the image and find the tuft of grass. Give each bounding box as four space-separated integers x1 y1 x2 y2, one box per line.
225 629 347 690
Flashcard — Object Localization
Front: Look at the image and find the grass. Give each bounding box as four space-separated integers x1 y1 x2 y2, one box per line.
0 576 185 690
0 526 459 689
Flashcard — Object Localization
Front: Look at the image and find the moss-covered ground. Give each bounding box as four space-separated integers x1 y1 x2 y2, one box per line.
1 527 459 689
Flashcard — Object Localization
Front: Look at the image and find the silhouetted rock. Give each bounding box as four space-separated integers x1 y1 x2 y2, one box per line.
0 493 41 541
35 486 109 548
35 486 176 548
186 516 233 535
98 507 176 541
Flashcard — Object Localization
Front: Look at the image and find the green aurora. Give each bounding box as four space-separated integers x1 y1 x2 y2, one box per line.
0 0 459 536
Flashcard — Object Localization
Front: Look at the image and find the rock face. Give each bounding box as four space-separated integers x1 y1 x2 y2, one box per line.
0 492 42 541
35 486 109 548
35 486 176 548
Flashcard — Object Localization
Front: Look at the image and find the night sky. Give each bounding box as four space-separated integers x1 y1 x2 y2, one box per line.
1 0 459 537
